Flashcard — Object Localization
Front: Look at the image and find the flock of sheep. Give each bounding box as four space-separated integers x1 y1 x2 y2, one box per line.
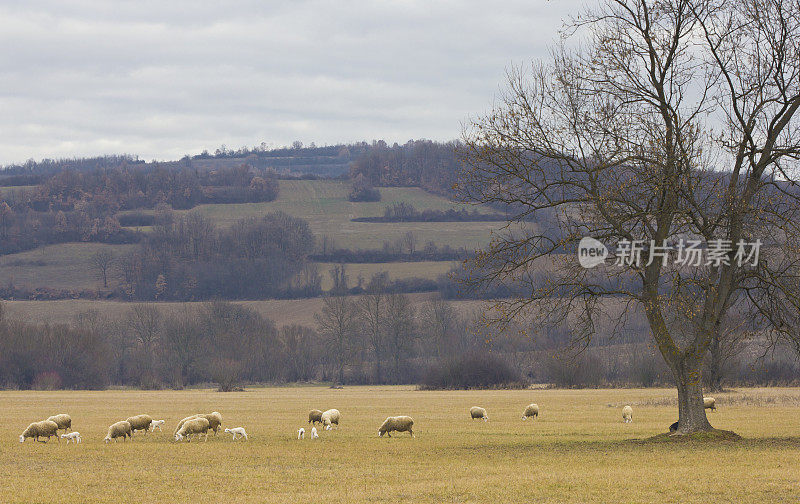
18 397 718 444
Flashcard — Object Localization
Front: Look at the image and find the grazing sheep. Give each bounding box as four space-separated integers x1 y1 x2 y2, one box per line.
470 406 488 422
175 417 210 442
174 415 201 436
61 432 81 444
669 421 679 433
104 421 132 443
704 397 716 411
125 414 153 436
308 409 323 425
297 427 305 439
622 405 633 423
197 412 223 435
224 427 248 441
311 427 319 439
378 416 414 437
321 409 340 430
150 420 165 433
47 414 72 433
19 420 60 443
522 404 539 420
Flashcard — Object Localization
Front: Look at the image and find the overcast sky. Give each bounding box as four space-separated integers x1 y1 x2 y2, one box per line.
0 1 581 166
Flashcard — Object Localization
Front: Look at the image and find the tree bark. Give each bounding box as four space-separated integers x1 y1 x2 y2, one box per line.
672 357 712 433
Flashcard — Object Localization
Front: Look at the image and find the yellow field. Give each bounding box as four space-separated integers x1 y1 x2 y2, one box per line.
3 386 799 503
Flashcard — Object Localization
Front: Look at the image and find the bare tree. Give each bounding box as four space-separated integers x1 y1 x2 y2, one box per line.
315 295 358 384
383 293 416 383
459 0 800 434
90 248 115 288
402 231 418 255
358 275 388 382
419 299 457 361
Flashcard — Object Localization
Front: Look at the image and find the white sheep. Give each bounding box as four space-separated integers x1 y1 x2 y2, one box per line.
297 427 305 439
150 419 165 432
61 431 81 444
622 405 633 423
311 427 319 439
522 403 539 420
47 414 72 434
224 427 248 441
378 416 414 437
20 420 60 443
125 414 153 436
104 421 132 443
321 409 340 430
704 397 716 411
470 406 488 422
175 417 210 442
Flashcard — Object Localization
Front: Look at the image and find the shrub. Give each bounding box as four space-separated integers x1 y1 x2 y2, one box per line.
419 351 527 389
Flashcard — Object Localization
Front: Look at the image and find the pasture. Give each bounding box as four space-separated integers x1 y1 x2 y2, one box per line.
4 386 800 503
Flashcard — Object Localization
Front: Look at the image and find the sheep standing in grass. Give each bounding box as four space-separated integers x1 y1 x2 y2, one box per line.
61 432 81 444
175 417 210 442
150 420 165 433
622 405 633 423
225 427 248 441
311 427 319 439
198 412 223 435
308 409 323 425
125 414 153 436
19 420 60 443
104 421 132 443
522 404 539 420
321 409 340 430
470 406 488 422
174 415 200 436
297 428 305 439
378 416 414 437
704 397 716 411
47 414 72 434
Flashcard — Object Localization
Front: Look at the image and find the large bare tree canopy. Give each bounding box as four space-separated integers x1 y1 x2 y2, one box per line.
458 0 800 434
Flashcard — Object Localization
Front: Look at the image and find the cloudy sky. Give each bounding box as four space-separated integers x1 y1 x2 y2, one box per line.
0 1 581 166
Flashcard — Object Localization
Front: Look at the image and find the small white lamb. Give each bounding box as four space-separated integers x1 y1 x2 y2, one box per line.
61 431 81 444
224 427 248 441
310 427 319 440
297 427 305 439
150 419 165 432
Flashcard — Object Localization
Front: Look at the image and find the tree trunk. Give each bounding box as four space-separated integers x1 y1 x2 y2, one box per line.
672 357 713 433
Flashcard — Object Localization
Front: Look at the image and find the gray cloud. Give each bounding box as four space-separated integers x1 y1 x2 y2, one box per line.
0 0 579 165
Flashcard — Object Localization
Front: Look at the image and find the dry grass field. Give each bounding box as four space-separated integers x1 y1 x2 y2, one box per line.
3 386 799 503
172 179 505 250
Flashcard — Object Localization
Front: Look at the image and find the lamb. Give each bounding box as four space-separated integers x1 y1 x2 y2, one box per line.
522 404 539 420
175 417 210 442
308 409 323 425
61 431 81 444
125 414 153 436
19 420 60 443
150 419 165 433
704 397 716 411
224 427 248 441
321 409 340 430
470 406 488 422
297 427 305 439
622 405 633 423
46 414 72 433
311 427 319 439
104 421 132 443
378 416 414 437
